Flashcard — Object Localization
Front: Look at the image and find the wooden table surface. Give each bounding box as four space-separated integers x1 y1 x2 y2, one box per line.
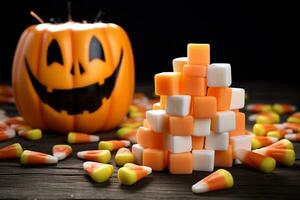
1 82 300 199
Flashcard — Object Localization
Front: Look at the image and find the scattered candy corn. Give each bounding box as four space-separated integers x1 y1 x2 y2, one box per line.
248 112 280 124
192 169 234 194
253 148 295 166
116 127 137 143
264 139 294 150
18 129 42 140
0 143 23 159
266 129 292 139
235 149 276 173
246 104 272 113
67 132 99 144
20 150 58 165
272 104 297 114
118 163 152 185
285 133 300 142
0 128 16 141
283 123 300 132
287 112 300 124
11 124 32 132
253 124 284 136
98 140 130 151
3 116 27 126
251 136 278 150
83 161 114 183
52 144 72 160
115 148 135 166
77 150 111 163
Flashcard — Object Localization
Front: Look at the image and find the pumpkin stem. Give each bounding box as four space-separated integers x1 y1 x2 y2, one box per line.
94 9 105 22
30 11 44 23
67 1 72 21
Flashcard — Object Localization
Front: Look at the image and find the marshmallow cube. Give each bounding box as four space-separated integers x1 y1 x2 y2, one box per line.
166 135 192 153
230 88 245 109
132 144 144 165
205 132 229 151
166 95 191 117
211 111 236 133
193 118 211 136
207 63 232 87
192 150 215 172
146 110 169 133
172 57 187 73
230 135 252 158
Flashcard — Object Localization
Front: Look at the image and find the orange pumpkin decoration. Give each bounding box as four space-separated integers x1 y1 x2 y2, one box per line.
12 22 134 133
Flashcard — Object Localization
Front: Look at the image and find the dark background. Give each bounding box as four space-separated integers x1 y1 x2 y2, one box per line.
0 0 298 84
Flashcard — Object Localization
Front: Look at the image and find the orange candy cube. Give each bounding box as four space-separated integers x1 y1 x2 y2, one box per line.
187 44 210 65
183 64 207 77
192 136 205 150
143 148 168 171
229 111 246 137
169 152 193 174
136 127 164 149
155 72 181 96
169 115 193 136
207 87 232 111
193 96 217 118
182 76 207 96
214 144 233 167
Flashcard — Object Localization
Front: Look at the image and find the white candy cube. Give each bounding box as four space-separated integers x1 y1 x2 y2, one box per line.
132 144 144 165
192 150 215 172
193 118 211 136
166 95 191 117
166 135 192 153
211 111 236 133
205 132 229 150
230 135 252 159
230 88 245 109
146 110 168 133
172 57 187 73
207 63 232 87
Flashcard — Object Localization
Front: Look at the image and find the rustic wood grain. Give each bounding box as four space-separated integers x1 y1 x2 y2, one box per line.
1 83 300 199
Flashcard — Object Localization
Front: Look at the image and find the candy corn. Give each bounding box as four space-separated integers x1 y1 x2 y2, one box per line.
77 150 111 163
253 124 284 136
10 124 32 132
251 136 278 150
266 129 292 139
264 139 294 150
98 140 130 151
18 129 42 140
248 112 280 124
115 148 135 166
67 132 99 144
52 144 72 160
285 133 300 142
192 169 234 194
246 104 272 113
287 112 300 124
0 143 23 159
83 161 114 183
116 127 137 143
0 128 16 141
3 116 27 126
283 123 300 132
253 148 295 166
20 150 58 165
235 149 276 173
118 163 152 185
272 104 297 114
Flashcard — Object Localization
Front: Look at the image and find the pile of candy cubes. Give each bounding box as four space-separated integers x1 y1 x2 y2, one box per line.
133 43 250 174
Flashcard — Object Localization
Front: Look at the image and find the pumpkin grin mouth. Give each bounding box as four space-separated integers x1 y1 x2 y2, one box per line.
25 49 123 115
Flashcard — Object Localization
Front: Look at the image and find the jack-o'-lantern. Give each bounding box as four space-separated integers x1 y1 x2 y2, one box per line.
12 22 134 133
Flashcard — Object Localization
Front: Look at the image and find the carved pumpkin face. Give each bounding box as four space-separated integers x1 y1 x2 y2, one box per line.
12 22 134 133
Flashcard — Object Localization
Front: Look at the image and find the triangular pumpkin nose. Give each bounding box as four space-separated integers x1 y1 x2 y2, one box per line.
70 62 85 75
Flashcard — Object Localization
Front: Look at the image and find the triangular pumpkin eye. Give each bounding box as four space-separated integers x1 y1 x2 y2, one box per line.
47 39 64 66
89 36 105 62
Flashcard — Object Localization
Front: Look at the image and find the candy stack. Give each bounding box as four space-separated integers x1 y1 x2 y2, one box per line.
134 43 248 174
